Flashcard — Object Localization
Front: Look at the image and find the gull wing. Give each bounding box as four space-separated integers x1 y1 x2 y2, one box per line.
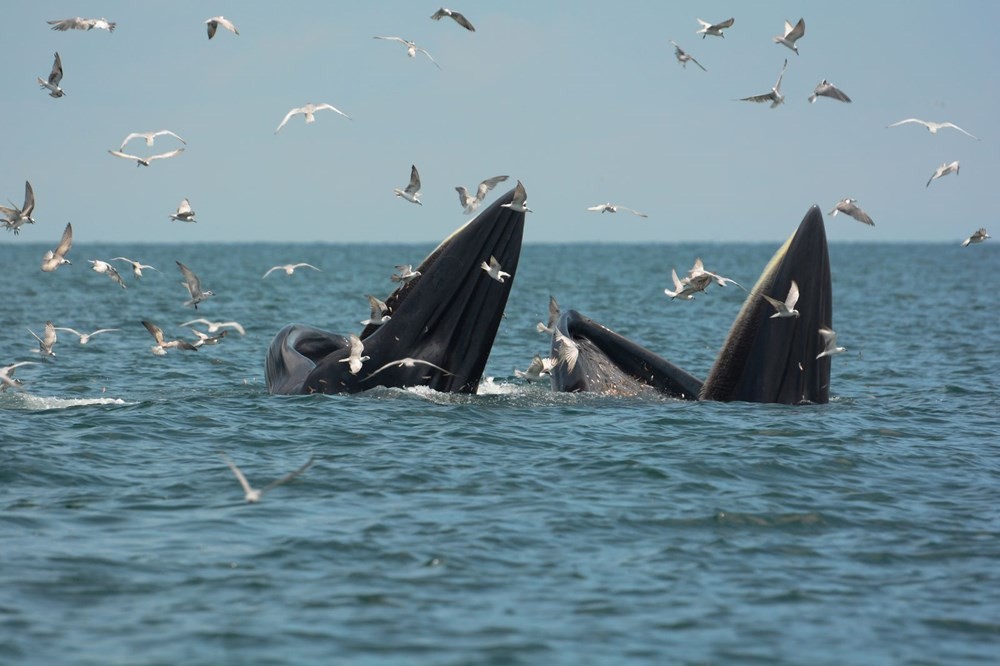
54 222 73 256
712 17 735 31
887 118 926 129
476 175 508 200
220 454 255 495
784 18 805 41
274 107 303 134
142 320 166 345
261 456 316 494
314 103 352 120
22 181 35 217
785 280 800 310
405 165 421 194
147 148 184 162
49 52 64 86
774 59 787 93
940 122 979 140
109 149 142 161
176 261 203 296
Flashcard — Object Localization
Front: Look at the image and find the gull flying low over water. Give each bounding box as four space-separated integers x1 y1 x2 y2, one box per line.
887 118 979 140
54 327 120 344
1 361 37 392
38 52 65 98
962 228 990 247
28 322 58 357
456 175 508 214
142 320 198 355
176 261 214 309
190 329 228 347
687 258 745 290
48 17 116 32
554 330 581 373
274 103 352 134
586 203 648 217
391 264 421 283
205 16 239 39
340 334 369 375
364 357 454 381
816 327 846 360
89 259 127 288
664 268 698 300
827 198 874 226
430 8 475 32
220 453 315 504
180 319 245 335
670 40 707 71
373 36 441 69
762 280 800 319
40 223 72 272
1 181 36 234
537 295 561 334
515 354 556 382
696 17 734 38
112 257 158 278
480 255 510 283
108 148 184 167
501 180 532 213
926 160 960 188
361 294 391 326
740 59 787 108
393 165 423 205
808 80 852 103
773 18 805 54
169 198 196 222
119 130 186 152
262 263 321 278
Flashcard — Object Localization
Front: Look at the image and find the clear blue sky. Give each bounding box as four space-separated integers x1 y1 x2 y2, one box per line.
1 2 996 244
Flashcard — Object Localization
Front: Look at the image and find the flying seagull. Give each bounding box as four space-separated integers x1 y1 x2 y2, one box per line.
430 8 475 32
205 16 239 39
38 52 65 98
54 327 120 345
762 280 800 319
391 264 421 283
962 228 990 247
169 198 196 222
739 59 787 108
48 17 115 32
670 40 707 71
364 357 454 381
808 79 852 103
28 322 58 357
827 198 874 226
176 261 214 309
220 453 315 504
340 334 369 375
515 354 555 382
926 160 960 188
586 203 648 217
360 294 391 326
89 259 127 288
663 268 698 300
393 165 422 205
274 103 352 134
773 18 805 54
686 258 745 290
119 130 186 152
40 223 72 272
262 263 321 278
536 295 560 334
1 181 36 234
180 319 245 335
501 180 532 213
142 320 198 355
480 255 511 283
373 36 441 69
554 330 580 372
112 257 158 278
816 327 846 360
455 175 509 214
1 361 37 392
887 118 979 140
189 329 228 348
108 148 184 167
696 17 734 38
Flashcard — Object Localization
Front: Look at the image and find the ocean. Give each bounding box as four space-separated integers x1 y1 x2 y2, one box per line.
2 240 998 665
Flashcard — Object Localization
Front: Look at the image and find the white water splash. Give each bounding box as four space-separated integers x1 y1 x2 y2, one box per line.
3 394 130 411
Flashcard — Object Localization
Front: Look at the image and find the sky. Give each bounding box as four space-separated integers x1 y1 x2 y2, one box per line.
1 2 997 245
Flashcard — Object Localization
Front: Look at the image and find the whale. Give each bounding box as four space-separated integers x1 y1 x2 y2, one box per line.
266 188 525 394
549 205 834 404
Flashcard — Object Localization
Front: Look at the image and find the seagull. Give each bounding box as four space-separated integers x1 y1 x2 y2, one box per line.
887 118 979 140
687 258 745 290
190 329 228 347
169 198 196 223
430 8 475 32
554 330 580 372
112 257 158 278
108 148 184 167
816 327 846 359
515 354 556 382
536 295 560 334
926 160 960 188
762 280 800 318
373 36 441 69
28 322 58 357
390 264 421 283
119 130 186 152
827 198 874 226
664 268 698 300
1 181 36 234
586 203 648 217
773 18 805 54
176 261 214 309
54 327 120 344
739 59 787 108
339 334 368 375
1 361 37 392
274 103 352 134
40 223 72 272
480 255 511 283
48 17 116 32
220 453 315 503
360 294 391 326
501 180 532 213
262 263 321 278
180 319 245 335
696 17 734 38
393 165 422 205
363 357 454 381
205 16 239 39
808 79 852 103
38 52 65 98
142 320 198 354
670 40 707 71
962 228 990 247
455 175 509 214
89 259 127 288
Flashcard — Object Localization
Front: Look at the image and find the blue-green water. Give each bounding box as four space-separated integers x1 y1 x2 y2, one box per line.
2 241 998 665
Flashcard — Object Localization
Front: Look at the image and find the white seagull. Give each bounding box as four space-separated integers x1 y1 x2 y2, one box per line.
220 453 315 504
112 257 158 278
696 17 735 38
205 16 239 39
762 280 800 318
663 268 698 300
501 180 532 213
456 175 509 214
816 327 846 359
536 295 561 334
773 18 805 54
430 8 475 31
391 264 421 283
28 322 58 357
360 294 391 326
373 36 441 69
190 329 228 347
262 263 321 278
393 165 423 205
926 161 960 188
142 320 198 355
119 130 186 152
687 258 745 290
47 17 116 32
1 361 37 392
54 327 120 344
515 354 556 382
89 259 127 288
1 180 36 234
962 228 990 247
169 198 196 223
480 255 511 283
808 80 852 103
887 118 979 140
740 59 787 108
670 40 707 71
363 357 454 381
274 103 352 134
554 330 580 372
586 202 648 217
41 223 73 272
339 334 369 375
828 198 874 226
108 148 184 167
38 52 65 98
180 319 245 335
176 261 214 309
